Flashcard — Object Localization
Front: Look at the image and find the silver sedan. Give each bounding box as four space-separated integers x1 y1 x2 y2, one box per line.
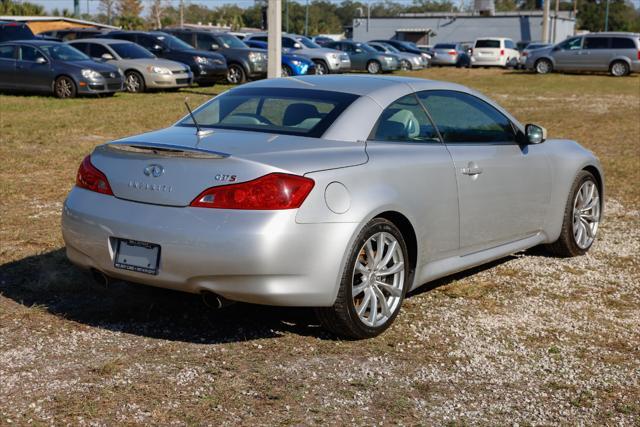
62 75 604 338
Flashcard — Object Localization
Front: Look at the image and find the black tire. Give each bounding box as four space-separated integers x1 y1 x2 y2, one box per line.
366 60 382 74
609 60 630 77
546 170 601 257
399 59 411 71
226 63 246 84
281 64 293 77
535 58 553 74
53 76 77 99
315 218 410 339
313 60 329 75
124 70 145 93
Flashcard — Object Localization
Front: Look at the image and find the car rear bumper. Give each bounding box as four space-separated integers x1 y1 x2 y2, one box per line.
62 188 359 307
630 60 640 72
431 55 458 65
471 56 508 67
146 72 193 89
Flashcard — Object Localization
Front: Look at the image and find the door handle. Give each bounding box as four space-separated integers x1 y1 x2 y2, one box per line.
461 164 483 176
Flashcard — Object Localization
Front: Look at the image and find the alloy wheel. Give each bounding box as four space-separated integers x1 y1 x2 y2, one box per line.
55 77 73 98
367 61 381 74
125 73 142 92
611 61 628 77
535 59 551 74
352 232 405 328
572 180 600 249
227 65 244 84
400 60 410 71
314 61 328 75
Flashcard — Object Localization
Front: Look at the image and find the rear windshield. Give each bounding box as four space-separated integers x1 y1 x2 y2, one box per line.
475 39 500 48
179 87 359 138
434 44 456 49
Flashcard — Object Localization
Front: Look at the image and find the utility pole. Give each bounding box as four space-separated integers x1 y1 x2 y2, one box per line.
604 0 610 31
304 0 309 36
542 0 550 43
285 0 289 33
573 0 578 34
267 0 282 78
552 0 559 43
179 0 184 28
73 0 80 17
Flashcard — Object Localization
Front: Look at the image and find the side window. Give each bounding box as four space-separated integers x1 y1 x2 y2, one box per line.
370 94 440 143
282 37 296 48
611 37 635 49
196 33 213 49
71 42 88 54
0 45 15 59
559 37 582 50
19 46 45 62
504 39 516 49
418 90 516 144
115 33 136 42
137 35 158 50
253 36 267 42
88 43 110 59
584 37 610 50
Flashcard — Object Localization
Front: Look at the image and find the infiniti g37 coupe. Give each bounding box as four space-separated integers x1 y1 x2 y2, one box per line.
62 75 604 338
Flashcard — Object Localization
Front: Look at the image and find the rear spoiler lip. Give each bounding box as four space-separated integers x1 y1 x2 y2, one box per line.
103 141 230 159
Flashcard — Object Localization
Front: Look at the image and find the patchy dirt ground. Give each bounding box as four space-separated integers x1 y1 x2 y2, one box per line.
1 69 639 425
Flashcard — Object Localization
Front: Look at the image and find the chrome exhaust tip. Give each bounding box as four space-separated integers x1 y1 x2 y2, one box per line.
90 268 111 287
201 292 234 309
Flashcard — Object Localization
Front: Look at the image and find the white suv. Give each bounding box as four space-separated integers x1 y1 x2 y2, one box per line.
471 37 519 68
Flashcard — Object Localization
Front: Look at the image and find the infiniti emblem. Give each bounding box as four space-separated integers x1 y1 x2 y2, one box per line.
144 164 164 178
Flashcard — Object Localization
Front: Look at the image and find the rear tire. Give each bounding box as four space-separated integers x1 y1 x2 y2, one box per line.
609 60 629 77
315 218 409 339
54 76 76 99
546 170 601 257
535 58 553 74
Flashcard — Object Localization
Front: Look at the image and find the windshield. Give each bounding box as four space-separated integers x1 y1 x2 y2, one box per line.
356 43 377 53
296 37 321 49
217 34 247 49
382 44 399 53
179 87 359 138
155 34 193 50
111 42 155 59
39 44 89 61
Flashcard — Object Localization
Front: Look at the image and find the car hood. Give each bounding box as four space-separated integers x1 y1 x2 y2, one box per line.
59 59 119 72
117 58 189 71
299 47 342 56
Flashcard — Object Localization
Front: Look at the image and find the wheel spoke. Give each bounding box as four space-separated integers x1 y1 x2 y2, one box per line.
356 261 369 274
377 261 404 276
368 289 378 324
365 240 376 265
377 240 397 270
373 233 385 266
357 288 372 317
372 286 390 317
376 280 402 297
352 278 368 297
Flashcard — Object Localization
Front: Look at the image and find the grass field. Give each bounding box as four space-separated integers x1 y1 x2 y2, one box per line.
1 68 639 425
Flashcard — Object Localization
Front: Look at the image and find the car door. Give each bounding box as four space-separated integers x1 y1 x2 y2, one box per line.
552 36 583 70
16 45 53 91
365 93 460 265
196 33 216 51
0 44 16 88
580 37 612 71
418 90 551 254
348 43 369 70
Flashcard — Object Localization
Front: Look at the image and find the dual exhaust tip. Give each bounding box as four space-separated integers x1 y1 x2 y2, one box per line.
90 268 233 309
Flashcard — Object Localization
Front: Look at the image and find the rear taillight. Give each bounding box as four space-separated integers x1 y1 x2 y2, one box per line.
637 50 640 60
500 49 505 56
522 51 528 57
190 173 315 210
76 155 113 195
448 50 457 56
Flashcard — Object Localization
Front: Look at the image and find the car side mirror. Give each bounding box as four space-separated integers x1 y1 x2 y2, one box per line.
35 57 48 64
293 42 302 49
101 53 114 60
152 44 164 52
355 48 363 53
525 124 547 144
210 43 219 51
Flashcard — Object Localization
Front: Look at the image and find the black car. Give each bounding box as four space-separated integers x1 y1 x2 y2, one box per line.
40 28 109 42
99 31 227 86
0 21 35 42
163 29 267 84
0 40 123 98
368 39 431 65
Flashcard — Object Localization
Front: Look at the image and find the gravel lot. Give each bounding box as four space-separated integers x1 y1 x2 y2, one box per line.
1 69 639 425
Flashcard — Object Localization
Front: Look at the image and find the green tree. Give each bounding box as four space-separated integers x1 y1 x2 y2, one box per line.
0 0 45 15
578 0 640 31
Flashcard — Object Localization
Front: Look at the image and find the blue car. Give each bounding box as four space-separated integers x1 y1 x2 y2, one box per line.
244 40 315 76
0 40 123 98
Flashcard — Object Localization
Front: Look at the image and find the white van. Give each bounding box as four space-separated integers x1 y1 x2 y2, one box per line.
471 37 519 68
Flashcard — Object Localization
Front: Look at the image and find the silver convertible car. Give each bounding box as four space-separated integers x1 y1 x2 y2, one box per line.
62 75 603 338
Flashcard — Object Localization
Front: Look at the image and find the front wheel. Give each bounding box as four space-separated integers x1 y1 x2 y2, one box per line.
399 59 411 71
546 170 601 257
54 76 77 99
315 218 409 339
367 60 382 74
281 64 293 77
313 60 329 75
226 64 246 84
124 70 145 93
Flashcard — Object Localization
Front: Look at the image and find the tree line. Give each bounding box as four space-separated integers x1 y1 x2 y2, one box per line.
1 0 638 35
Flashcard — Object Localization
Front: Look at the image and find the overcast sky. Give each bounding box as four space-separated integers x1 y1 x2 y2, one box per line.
24 0 640 16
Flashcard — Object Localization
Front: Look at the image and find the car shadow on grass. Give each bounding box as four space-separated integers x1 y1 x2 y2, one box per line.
1 247 534 343
0 248 329 343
